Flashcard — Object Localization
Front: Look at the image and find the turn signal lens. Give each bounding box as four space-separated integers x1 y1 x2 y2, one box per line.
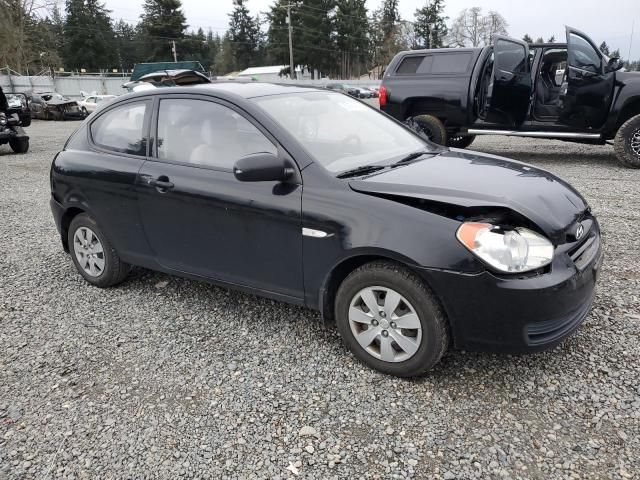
456 222 554 273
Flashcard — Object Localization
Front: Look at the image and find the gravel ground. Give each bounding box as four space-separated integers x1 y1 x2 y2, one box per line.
1 120 639 480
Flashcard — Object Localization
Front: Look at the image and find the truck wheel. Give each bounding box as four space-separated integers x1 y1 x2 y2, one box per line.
410 115 447 146
614 114 640 168
447 135 476 149
9 137 29 154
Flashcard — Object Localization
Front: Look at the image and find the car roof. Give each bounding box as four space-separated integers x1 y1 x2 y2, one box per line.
122 82 322 101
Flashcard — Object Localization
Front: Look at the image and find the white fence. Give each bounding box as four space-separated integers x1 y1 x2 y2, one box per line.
1 75 133 98
0 74 381 99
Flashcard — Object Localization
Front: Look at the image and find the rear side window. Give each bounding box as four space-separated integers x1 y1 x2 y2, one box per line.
396 56 425 74
431 53 472 73
90 101 148 156
395 53 471 75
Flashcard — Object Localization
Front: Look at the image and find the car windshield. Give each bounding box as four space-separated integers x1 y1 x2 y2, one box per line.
253 91 428 173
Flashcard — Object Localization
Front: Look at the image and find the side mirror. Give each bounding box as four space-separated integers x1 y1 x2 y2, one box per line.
233 153 294 182
607 57 624 72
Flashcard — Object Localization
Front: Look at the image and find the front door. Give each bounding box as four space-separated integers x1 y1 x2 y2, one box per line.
486 36 532 127
559 27 615 129
136 96 304 300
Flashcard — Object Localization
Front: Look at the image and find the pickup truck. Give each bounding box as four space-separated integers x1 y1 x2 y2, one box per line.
379 27 640 168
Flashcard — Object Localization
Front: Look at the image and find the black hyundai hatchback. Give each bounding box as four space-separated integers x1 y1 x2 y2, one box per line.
50 83 602 376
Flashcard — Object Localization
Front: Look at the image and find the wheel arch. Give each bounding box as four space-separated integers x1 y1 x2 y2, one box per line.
60 206 86 252
613 96 640 133
318 251 425 324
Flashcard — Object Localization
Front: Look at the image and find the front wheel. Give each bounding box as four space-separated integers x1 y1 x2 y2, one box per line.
335 261 449 377
447 134 476 149
9 137 29 153
68 213 130 287
614 114 640 168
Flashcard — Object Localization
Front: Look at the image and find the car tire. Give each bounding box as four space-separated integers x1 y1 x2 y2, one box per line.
614 114 640 168
410 114 447 146
335 261 449 377
9 137 29 154
447 134 476 149
68 213 130 288
81 107 88 116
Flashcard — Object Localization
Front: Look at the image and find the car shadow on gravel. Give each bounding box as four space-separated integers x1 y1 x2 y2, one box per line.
122 265 580 385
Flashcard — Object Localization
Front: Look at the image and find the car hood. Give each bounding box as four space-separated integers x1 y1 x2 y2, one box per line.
349 149 588 242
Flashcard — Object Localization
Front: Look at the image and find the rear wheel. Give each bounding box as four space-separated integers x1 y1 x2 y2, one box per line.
409 114 447 146
447 134 476 149
9 137 29 153
335 261 449 377
68 213 130 287
614 113 640 168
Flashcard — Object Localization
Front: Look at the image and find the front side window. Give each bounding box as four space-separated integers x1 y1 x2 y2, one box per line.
156 98 276 170
90 101 148 156
253 91 427 173
495 41 528 74
568 33 601 73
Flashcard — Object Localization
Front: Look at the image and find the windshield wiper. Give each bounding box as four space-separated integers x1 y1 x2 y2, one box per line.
392 149 438 167
336 165 386 179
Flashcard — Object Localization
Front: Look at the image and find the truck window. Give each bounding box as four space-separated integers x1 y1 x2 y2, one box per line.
568 33 601 73
430 53 472 74
396 56 425 75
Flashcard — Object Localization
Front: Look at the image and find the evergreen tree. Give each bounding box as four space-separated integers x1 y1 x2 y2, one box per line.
139 0 187 61
535 36 544 44
335 0 370 78
63 0 117 70
265 0 303 73
298 0 336 78
227 0 261 71
522 34 533 43
204 30 222 72
547 35 555 42
214 34 236 75
599 41 610 56
371 0 403 70
114 20 139 71
414 0 448 49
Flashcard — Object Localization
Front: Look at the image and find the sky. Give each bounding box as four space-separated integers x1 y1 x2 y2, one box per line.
101 0 640 60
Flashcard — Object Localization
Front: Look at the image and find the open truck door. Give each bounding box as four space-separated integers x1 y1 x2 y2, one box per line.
486 36 532 127
559 26 615 130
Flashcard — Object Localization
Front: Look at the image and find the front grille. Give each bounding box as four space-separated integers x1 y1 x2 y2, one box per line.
569 231 600 271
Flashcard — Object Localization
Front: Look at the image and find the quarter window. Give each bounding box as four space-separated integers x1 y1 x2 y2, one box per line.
156 99 276 170
90 102 148 156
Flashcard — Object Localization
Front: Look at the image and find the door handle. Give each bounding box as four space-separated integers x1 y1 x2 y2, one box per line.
145 176 174 190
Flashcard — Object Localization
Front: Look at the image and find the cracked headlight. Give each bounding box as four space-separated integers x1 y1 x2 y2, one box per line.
456 222 554 273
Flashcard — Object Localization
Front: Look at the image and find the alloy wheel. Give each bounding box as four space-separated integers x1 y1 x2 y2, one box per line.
73 226 105 277
348 286 422 363
631 127 640 157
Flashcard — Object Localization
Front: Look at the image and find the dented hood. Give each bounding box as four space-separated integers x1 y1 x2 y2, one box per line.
349 149 588 242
